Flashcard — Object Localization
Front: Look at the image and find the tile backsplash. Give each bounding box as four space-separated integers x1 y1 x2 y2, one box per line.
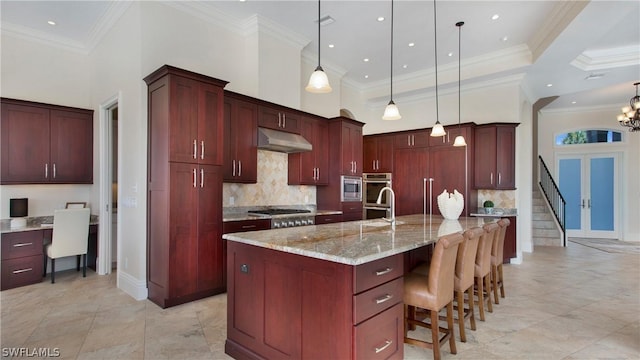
477 189 516 208
222 150 316 207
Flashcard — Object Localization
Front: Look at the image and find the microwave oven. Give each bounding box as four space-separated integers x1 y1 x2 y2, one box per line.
340 176 362 202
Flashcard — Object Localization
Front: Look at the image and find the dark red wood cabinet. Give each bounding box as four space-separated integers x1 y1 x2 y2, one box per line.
363 134 394 173
1 231 44 290
288 115 329 185
474 124 517 190
316 117 364 219
145 65 227 308
258 105 300 134
393 147 429 216
223 92 258 183
1 98 93 185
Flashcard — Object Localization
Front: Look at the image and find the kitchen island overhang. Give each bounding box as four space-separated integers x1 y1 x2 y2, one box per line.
223 215 497 360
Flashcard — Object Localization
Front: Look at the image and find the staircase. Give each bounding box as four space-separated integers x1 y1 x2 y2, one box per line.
532 188 562 246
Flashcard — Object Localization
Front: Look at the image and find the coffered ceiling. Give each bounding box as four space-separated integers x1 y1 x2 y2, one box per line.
2 0 639 112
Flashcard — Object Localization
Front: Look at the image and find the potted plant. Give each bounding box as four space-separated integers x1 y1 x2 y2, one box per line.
483 200 495 214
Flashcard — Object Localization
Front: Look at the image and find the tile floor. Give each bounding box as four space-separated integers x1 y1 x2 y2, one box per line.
1 242 638 359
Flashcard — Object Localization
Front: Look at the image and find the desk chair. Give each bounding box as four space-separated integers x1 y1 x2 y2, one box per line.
43 208 90 283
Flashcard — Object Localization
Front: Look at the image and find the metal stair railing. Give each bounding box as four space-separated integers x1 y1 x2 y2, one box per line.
538 155 567 246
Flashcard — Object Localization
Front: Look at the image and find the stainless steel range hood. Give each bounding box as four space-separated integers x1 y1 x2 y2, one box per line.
257 127 312 153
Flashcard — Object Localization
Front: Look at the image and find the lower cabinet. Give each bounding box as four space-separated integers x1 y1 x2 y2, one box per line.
315 214 343 224
222 218 271 288
147 163 224 308
342 202 363 222
504 216 517 263
1 231 44 290
225 242 403 360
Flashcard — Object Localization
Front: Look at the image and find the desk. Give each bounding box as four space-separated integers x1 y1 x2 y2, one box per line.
1 217 98 290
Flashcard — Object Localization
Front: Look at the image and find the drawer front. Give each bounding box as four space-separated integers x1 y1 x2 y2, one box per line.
1 254 44 290
315 214 343 224
1 231 44 260
354 254 403 294
354 277 402 325
354 302 403 360
223 219 271 234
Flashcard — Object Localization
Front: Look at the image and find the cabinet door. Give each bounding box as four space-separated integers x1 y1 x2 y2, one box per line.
430 147 467 216
376 135 394 173
314 120 329 184
199 82 224 165
341 122 362 175
394 148 429 216
258 106 299 133
298 117 317 184
169 163 199 298
474 126 497 189
1 103 50 183
197 165 223 292
363 137 377 173
50 109 93 183
496 126 516 189
224 97 257 182
170 76 200 164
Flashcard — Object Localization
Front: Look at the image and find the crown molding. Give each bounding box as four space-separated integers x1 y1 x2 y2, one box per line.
1 22 88 54
528 0 588 62
571 45 640 71
540 103 619 114
163 1 245 34
242 14 309 51
85 1 132 53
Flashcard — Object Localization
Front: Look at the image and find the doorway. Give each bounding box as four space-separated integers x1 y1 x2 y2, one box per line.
99 95 120 275
558 153 619 239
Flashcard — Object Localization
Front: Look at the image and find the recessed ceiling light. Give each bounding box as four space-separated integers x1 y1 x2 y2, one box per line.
364 75 369 79
491 14 500 20
47 20 56 26
402 64 408 69
546 83 553 87
448 52 453 57
377 16 385 22
571 101 577 104
363 58 369 62
328 44 334 48
408 42 415 47
501 36 508 42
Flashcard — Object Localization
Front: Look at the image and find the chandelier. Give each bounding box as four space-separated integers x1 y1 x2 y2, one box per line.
617 82 640 132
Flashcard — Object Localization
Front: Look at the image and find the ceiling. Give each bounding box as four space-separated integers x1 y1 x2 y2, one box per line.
2 0 639 112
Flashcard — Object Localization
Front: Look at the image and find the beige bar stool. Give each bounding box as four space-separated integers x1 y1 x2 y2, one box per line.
475 222 498 321
491 218 510 303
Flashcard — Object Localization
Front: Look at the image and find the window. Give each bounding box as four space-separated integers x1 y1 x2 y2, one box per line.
555 130 622 145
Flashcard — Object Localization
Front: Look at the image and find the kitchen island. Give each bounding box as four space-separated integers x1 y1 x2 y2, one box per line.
223 215 495 360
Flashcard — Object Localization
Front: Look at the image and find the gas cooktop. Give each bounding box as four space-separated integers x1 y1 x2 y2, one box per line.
247 208 311 216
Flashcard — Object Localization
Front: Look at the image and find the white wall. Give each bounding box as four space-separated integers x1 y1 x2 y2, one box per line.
539 106 640 242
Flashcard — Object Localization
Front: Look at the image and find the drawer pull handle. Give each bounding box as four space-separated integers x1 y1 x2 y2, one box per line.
13 268 33 274
375 267 393 276
241 225 256 229
375 294 393 304
13 242 33 247
375 340 393 354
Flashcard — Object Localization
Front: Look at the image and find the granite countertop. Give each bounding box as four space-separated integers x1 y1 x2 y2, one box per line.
1 215 100 234
223 214 496 266
469 208 518 217
222 207 342 222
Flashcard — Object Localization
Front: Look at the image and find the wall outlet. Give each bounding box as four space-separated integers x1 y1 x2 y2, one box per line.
230 196 235 205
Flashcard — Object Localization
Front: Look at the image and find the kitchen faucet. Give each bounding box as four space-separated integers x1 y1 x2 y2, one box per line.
376 186 396 230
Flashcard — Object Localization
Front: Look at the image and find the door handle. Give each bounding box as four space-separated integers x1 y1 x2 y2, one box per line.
232 160 236 177
588 199 591 209
201 141 205 160
581 199 585 208
193 139 197 159
200 168 204 188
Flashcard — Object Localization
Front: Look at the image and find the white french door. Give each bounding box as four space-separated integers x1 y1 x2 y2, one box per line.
558 153 619 239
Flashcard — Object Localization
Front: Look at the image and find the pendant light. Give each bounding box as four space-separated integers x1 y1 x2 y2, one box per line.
453 21 467 147
305 0 332 93
430 0 446 137
382 0 401 120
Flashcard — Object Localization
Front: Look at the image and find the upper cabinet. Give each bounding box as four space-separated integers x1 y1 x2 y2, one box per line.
363 134 394 173
258 105 299 134
223 92 258 183
1 98 93 184
474 123 517 190
339 119 363 176
153 74 224 165
394 130 429 149
288 115 328 185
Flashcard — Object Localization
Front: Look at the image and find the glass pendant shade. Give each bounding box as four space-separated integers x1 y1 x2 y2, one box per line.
431 122 446 137
453 135 467 147
306 66 332 93
382 100 401 120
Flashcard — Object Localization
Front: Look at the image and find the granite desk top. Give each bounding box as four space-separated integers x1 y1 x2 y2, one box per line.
1 215 99 234
223 214 497 266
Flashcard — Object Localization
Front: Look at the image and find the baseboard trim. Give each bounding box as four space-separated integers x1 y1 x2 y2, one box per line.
118 270 148 301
